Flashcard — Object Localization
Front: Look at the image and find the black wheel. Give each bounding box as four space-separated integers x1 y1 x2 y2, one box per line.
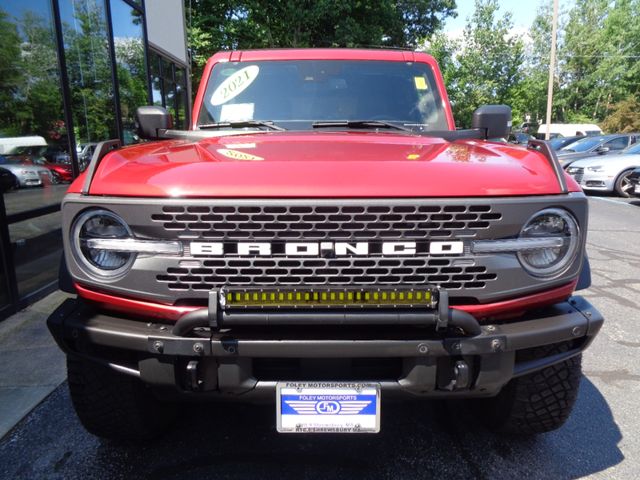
67 356 176 441
472 342 582 435
51 171 62 185
614 169 634 197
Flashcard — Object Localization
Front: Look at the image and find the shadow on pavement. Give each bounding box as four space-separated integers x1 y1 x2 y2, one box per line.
0 376 623 480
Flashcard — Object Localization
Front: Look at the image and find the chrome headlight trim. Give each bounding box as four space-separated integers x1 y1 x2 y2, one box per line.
516 208 580 278
71 209 136 279
85 238 182 255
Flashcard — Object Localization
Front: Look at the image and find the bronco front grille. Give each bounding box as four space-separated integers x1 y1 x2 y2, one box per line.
151 202 502 292
63 195 589 305
157 257 498 291
151 203 501 240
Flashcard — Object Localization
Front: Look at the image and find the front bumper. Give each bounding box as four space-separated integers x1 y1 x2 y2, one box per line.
18 174 43 187
577 173 614 192
48 297 603 400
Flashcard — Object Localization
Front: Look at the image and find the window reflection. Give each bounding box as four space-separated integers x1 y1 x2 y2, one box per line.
0 2 66 170
0 1 67 302
60 0 117 152
110 0 148 144
9 212 63 297
149 50 189 129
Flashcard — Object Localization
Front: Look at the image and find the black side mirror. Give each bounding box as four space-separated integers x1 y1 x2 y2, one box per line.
472 105 512 140
135 106 173 140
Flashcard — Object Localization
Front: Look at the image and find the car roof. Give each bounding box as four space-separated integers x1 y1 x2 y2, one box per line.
207 48 436 64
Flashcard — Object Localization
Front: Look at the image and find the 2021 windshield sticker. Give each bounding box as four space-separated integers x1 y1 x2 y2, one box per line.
210 66 260 106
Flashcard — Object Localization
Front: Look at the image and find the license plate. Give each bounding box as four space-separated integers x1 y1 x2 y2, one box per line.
277 382 380 433
635 184 640 194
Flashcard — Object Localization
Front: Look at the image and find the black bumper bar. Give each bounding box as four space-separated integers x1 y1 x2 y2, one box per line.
47 296 603 398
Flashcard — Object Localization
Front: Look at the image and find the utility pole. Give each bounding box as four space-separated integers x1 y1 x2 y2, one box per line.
545 0 559 140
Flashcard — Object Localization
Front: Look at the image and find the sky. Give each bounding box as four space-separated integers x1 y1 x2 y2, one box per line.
444 0 548 38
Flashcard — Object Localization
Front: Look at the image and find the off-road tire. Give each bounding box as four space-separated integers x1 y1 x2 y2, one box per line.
475 343 582 435
67 356 175 441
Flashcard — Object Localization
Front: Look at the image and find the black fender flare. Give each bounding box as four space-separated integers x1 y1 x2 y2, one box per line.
576 255 591 291
58 253 76 294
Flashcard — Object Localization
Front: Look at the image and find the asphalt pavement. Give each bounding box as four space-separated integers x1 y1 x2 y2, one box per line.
0 195 638 480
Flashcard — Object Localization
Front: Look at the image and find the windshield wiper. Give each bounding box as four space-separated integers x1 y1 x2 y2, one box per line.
312 120 414 133
199 121 285 131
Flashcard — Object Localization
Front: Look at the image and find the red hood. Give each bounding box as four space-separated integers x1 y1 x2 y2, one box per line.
76 132 577 197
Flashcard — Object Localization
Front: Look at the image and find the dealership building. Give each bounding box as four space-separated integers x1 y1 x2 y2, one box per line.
0 0 191 319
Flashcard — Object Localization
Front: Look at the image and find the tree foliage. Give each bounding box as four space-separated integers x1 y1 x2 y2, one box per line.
0 8 64 139
187 0 457 84
431 0 523 127
426 0 640 130
601 96 640 133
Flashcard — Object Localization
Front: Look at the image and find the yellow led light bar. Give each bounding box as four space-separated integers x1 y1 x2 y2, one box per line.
220 287 438 309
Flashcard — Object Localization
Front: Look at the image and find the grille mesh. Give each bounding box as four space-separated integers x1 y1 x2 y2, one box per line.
151 204 501 240
157 257 498 291
152 202 503 292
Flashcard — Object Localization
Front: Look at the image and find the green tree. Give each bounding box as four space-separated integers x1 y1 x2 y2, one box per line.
601 96 640 133
428 0 524 127
511 2 555 127
61 1 117 142
0 9 23 136
187 0 457 86
0 8 65 140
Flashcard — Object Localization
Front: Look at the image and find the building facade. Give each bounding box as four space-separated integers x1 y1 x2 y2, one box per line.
0 0 190 320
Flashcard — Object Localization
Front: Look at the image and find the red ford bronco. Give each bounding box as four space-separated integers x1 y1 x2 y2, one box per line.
48 49 603 440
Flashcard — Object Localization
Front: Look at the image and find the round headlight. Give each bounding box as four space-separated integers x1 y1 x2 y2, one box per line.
517 208 580 277
72 209 135 278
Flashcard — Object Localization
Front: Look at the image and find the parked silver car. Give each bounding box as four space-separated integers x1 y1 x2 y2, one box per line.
0 156 53 188
566 143 640 197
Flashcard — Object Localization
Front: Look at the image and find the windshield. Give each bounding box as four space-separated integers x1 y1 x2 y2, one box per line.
549 138 569 149
0 156 25 165
198 60 449 131
9 146 46 156
561 137 601 152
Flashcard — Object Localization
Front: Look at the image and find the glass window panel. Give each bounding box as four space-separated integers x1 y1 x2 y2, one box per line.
0 1 67 302
150 52 163 106
110 0 148 145
9 212 62 297
604 137 628 151
165 81 178 127
162 58 174 82
60 0 117 155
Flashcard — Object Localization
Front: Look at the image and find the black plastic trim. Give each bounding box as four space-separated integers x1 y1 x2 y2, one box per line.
81 139 122 195
527 139 569 193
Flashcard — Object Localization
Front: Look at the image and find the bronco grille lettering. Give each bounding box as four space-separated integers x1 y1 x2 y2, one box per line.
189 241 463 257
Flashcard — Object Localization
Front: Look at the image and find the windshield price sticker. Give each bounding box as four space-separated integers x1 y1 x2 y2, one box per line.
277 382 380 433
211 65 260 106
219 103 255 122
414 76 428 90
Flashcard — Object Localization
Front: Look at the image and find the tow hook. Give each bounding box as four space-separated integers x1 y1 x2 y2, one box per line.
442 360 471 391
186 360 201 391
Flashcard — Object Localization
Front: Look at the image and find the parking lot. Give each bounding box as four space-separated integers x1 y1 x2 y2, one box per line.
0 194 638 480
